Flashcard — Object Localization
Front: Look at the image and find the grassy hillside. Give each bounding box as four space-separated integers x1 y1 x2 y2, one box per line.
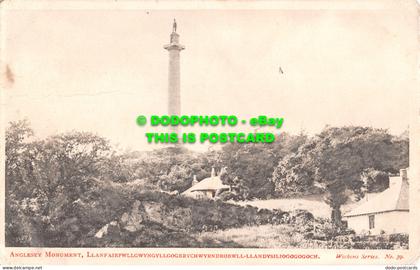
196 224 408 249
234 195 331 219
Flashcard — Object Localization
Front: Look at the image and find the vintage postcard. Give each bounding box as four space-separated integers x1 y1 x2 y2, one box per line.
0 0 419 267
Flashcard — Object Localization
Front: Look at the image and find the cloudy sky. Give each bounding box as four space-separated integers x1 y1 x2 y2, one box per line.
1 1 418 151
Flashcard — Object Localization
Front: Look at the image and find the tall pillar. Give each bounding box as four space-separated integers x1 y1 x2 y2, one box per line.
164 19 185 134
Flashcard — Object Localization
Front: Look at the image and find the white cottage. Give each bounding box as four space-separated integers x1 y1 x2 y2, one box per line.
182 168 230 199
343 169 409 235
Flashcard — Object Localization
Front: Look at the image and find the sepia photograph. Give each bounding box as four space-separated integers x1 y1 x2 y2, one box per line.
0 0 419 267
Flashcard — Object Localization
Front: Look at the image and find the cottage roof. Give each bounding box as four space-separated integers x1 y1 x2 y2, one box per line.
182 176 230 194
343 175 409 217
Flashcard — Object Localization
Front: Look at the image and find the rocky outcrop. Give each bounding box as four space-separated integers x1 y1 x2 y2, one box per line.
95 221 118 238
143 201 192 231
94 200 146 238
94 199 192 238
120 200 147 232
91 192 290 247
142 201 165 224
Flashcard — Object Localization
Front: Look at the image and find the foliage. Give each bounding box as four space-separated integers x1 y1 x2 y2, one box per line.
360 168 390 194
220 133 307 200
198 219 408 249
5 121 409 247
272 126 409 225
5 120 115 246
158 164 192 191
271 152 317 197
125 147 219 192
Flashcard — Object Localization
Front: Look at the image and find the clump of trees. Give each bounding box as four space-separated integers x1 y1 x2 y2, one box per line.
122 146 219 192
271 126 408 226
5 119 143 246
5 120 219 246
219 133 308 200
5 120 409 246
5 120 287 247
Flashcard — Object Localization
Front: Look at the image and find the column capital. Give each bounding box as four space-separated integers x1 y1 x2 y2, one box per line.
164 27 185 51
164 43 185 51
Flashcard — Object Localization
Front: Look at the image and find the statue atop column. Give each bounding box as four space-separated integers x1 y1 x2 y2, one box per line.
172 19 177 33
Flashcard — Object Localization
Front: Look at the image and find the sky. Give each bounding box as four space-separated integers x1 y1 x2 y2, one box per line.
1 1 418 151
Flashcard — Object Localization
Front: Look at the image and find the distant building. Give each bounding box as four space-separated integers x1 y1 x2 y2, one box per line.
343 169 409 235
182 168 230 199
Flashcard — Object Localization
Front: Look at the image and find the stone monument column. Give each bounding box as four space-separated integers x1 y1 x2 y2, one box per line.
164 19 185 134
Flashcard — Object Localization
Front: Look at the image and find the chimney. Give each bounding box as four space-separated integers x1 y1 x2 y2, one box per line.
400 169 408 181
211 167 215 178
388 169 409 190
192 175 198 186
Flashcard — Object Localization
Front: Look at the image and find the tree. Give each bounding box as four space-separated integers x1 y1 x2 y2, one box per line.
272 126 408 226
35 132 113 245
125 146 221 193
158 164 192 191
5 119 37 246
359 168 390 195
271 152 316 196
5 119 118 246
220 133 307 200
